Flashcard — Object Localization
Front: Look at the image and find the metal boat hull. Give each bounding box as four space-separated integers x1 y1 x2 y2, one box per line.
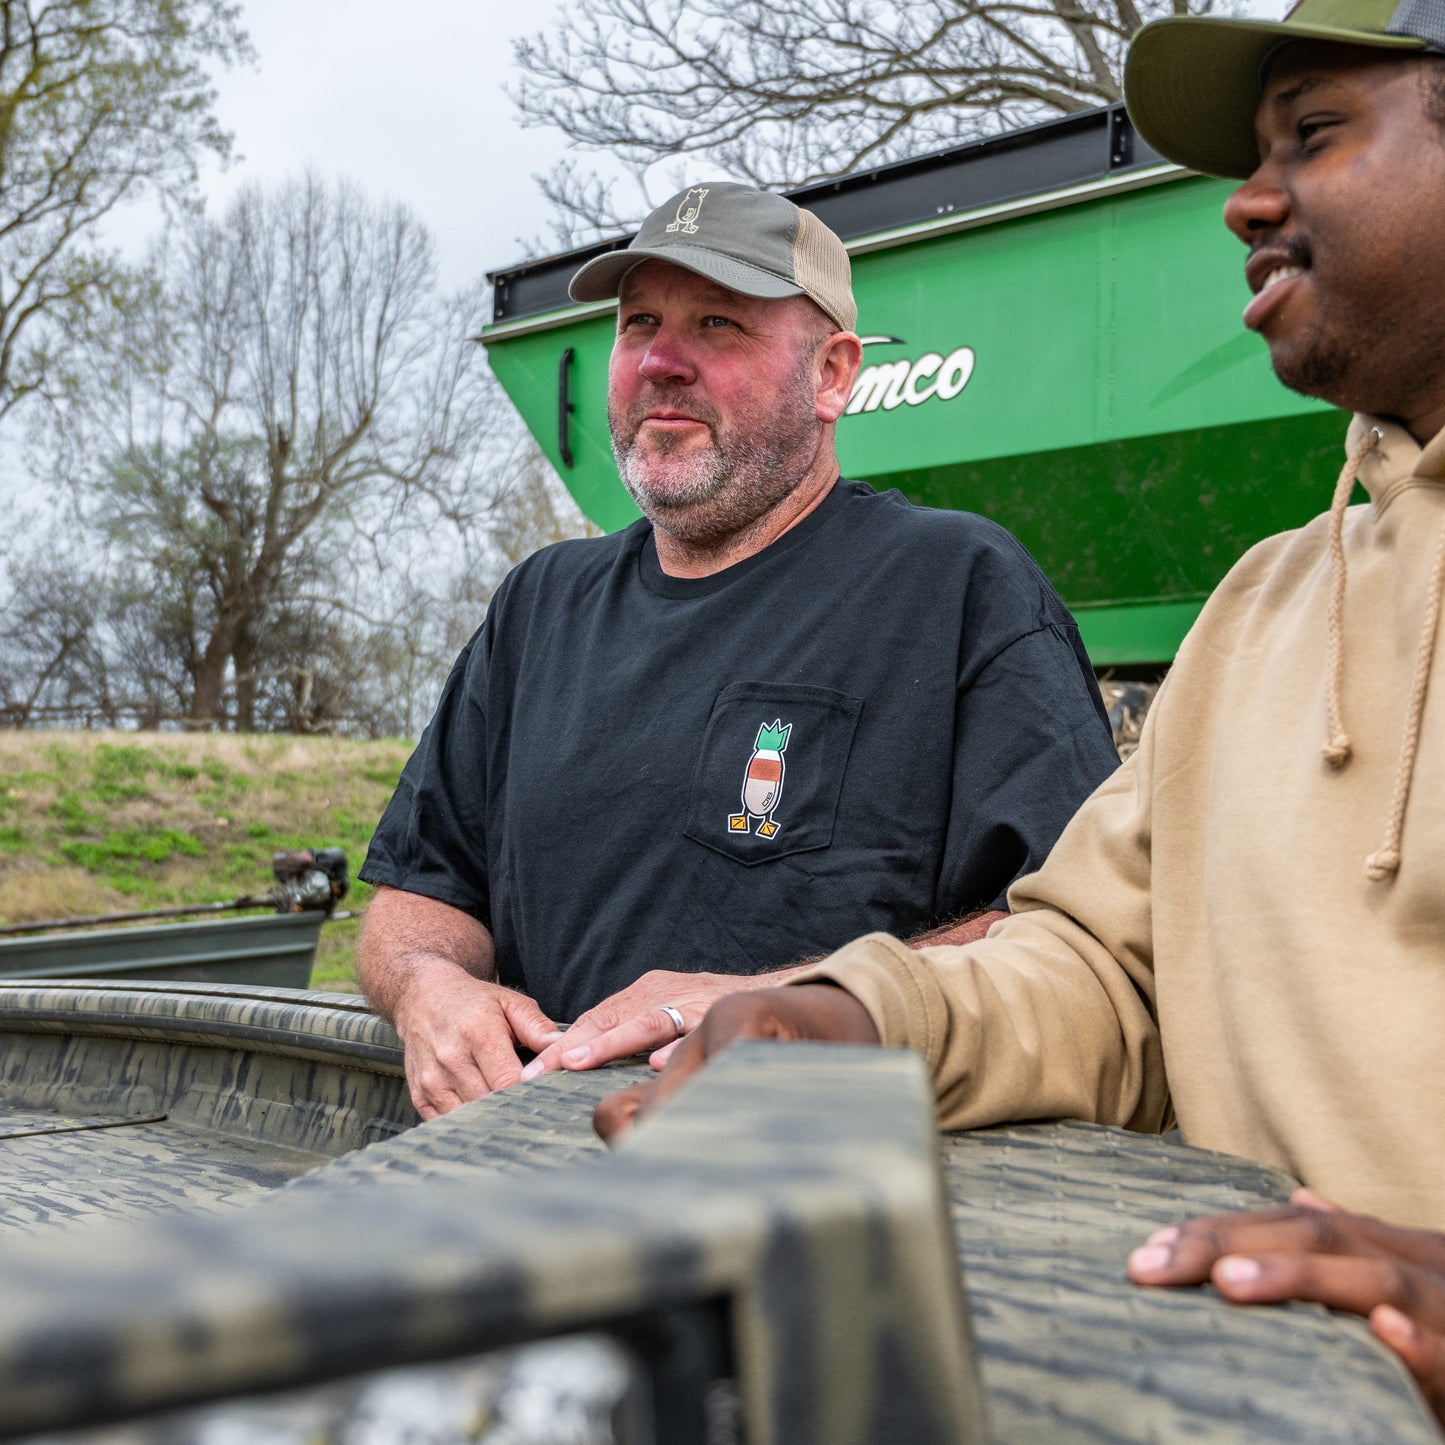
0 911 326 989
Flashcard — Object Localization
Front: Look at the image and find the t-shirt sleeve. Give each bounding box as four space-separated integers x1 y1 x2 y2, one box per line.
358 624 494 925
940 611 1120 915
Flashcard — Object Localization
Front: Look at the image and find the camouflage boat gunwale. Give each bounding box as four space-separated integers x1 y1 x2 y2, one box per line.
0 977 405 1074
0 1034 1434 1443
0 1043 983 1444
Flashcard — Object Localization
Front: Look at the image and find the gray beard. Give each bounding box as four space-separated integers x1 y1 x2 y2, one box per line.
616 430 778 509
610 400 820 547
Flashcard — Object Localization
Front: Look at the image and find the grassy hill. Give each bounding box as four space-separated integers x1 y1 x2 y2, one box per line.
0 731 415 992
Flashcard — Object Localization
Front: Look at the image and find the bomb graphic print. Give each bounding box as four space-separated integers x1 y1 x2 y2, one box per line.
728 720 791 840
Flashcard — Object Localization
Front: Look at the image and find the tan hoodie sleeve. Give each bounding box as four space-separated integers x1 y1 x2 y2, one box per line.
795 694 1169 1135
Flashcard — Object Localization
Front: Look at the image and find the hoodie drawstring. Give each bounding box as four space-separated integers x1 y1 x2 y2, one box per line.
1321 426 1381 768
1319 423 1445 881
1364 514 1445 880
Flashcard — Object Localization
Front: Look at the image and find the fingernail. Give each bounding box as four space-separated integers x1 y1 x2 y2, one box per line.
1129 1245 1172 1274
520 1059 544 1081
1374 1305 1418 1344
1146 1226 1180 1247
1217 1256 1262 1285
561 1046 589 1066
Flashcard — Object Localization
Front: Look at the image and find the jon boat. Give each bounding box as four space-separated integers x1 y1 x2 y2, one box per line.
0 911 325 989
0 848 350 990
0 979 1432 1443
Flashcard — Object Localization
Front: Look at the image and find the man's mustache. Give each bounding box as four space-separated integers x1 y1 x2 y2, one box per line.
619 391 723 434
1257 234 1312 270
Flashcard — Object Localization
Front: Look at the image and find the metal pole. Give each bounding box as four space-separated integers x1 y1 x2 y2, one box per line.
0 897 270 937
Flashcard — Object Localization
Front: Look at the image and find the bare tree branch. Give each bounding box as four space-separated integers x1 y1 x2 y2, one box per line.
0 0 252 425
511 0 1240 239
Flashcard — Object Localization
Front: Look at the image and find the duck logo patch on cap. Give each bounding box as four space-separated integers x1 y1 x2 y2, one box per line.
666 187 709 235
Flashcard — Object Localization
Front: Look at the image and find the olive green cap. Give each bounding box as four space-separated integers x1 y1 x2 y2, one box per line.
569 181 857 332
1125 0 1435 179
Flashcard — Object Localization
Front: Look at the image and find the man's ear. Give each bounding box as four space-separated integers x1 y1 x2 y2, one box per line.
815 332 863 423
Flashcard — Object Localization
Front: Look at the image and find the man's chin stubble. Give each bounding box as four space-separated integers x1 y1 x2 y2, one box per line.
618 451 810 548
617 454 727 516
1270 330 1356 406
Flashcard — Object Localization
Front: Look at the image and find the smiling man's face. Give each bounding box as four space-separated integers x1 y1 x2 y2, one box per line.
1223 44 1445 439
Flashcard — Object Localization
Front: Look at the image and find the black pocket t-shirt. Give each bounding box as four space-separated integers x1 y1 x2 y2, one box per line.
362 481 1119 1021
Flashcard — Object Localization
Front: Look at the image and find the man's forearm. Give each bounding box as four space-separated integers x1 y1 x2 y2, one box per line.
357 886 498 1023
782 909 1007 973
905 908 1006 949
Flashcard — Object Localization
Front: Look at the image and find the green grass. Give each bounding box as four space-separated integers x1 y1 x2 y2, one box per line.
60 827 207 869
0 731 416 992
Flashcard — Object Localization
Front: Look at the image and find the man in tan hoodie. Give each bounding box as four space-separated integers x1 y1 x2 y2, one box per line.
592 0 1445 1420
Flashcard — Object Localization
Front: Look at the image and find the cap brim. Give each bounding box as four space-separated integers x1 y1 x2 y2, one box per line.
569 244 804 305
1125 15 1423 178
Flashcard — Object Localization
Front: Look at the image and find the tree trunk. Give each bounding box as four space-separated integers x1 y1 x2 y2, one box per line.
232 628 257 734
187 623 236 729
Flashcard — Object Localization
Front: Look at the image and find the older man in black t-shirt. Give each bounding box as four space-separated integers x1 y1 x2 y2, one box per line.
358 182 1118 1119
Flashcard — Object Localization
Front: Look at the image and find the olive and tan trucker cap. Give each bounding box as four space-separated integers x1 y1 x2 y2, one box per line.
569 182 857 333
1125 0 1437 179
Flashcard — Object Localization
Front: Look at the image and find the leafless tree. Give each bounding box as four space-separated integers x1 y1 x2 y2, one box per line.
0 0 251 423
490 447 603 576
310 448 600 739
41 175 521 731
0 543 116 727
512 0 1236 243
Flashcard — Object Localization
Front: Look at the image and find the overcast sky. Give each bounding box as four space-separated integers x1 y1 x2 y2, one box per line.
3 1 590 509
99 0 584 290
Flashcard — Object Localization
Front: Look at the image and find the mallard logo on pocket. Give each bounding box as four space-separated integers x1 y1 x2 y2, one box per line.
728 719 791 840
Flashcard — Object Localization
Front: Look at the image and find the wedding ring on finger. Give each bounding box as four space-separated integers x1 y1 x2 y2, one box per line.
658 1004 686 1038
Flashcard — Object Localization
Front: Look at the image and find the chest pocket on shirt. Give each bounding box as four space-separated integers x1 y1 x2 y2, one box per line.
684 682 863 866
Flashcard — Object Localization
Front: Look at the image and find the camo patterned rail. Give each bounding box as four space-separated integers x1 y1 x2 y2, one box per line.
939 1123 1431 1441
0 1043 980 1445
0 979 405 1072
0 982 414 1232
0 1041 1436 1444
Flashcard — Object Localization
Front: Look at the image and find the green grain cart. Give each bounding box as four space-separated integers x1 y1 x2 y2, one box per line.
482 104 1345 671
